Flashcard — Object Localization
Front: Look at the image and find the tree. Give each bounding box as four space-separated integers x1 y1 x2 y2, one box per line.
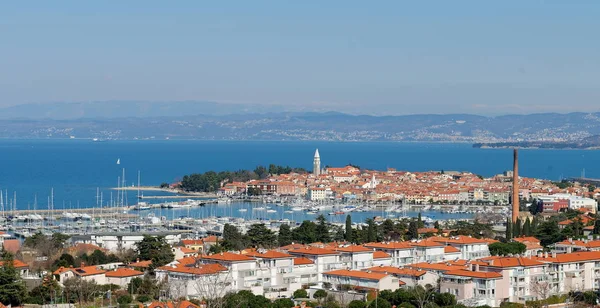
411 285 434 308
278 224 293 247
117 294 133 308
316 215 331 243
349 300 367 308
0 254 27 306
365 218 378 243
52 253 76 270
246 223 277 248
433 221 441 231
593 216 600 235
489 242 526 256
127 277 143 294
345 215 353 242
313 290 328 305
369 298 392 308
434 293 457 306
159 182 170 189
293 289 308 299
63 277 99 304
408 220 419 240
135 235 174 269
292 221 318 244
506 218 513 240
222 224 248 251
523 218 531 236
27 275 61 305
272 298 295 308
535 220 565 247
514 218 522 237
417 213 424 228
530 275 554 306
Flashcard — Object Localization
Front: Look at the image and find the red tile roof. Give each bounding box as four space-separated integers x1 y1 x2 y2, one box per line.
532 251 600 264
2 239 20 254
158 263 228 275
105 268 144 278
364 242 413 250
53 265 106 277
478 256 546 268
324 269 389 281
367 266 426 277
445 270 503 279
129 260 152 268
334 245 373 253
444 246 461 253
288 246 339 256
0 259 28 269
373 251 391 259
293 257 314 265
244 250 293 259
201 252 255 262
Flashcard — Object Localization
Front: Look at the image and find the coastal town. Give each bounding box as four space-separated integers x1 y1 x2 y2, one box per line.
0 150 599 308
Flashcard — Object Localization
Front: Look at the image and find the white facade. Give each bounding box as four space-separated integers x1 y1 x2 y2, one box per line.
308 188 327 201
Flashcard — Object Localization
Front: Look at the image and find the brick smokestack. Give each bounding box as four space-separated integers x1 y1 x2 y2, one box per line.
512 149 519 223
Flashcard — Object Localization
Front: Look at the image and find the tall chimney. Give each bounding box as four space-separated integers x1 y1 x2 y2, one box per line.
512 149 519 223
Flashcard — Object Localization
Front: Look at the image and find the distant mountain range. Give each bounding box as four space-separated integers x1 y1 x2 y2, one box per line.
0 102 599 143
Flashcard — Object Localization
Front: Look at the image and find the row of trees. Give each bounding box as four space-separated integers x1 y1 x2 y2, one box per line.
179 164 307 192
213 213 497 252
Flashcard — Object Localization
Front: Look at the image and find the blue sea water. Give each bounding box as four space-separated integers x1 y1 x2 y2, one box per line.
0 139 596 210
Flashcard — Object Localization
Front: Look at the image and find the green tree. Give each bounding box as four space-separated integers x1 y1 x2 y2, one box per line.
417 213 424 228
368 298 392 308
316 215 331 243
433 221 441 231
313 289 328 305
593 216 600 235
246 223 277 248
117 294 133 308
514 218 522 237
159 182 170 189
278 224 293 247
0 254 27 306
349 300 367 308
135 235 174 269
408 220 419 240
506 218 513 240
293 289 308 299
222 224 248 251
522 218 531 236
529 199 540 215
272 298 295 308
489 242 527 256
365 218 378 243
52 253 76 270
434 293 457 306
127 277 143 294
345 215 353 242
292 221 318 244
535 220 565 247
27 275 61 305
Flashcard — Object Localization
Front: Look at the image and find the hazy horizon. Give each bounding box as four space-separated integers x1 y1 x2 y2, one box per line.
2 1 599 115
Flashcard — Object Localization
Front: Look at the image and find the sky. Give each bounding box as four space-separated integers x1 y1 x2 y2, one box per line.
1 1 599 115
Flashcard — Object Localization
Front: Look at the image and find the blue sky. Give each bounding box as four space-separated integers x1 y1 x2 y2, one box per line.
1 1 599 115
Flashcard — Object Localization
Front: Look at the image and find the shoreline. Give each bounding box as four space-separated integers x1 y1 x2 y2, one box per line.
112 186 218 198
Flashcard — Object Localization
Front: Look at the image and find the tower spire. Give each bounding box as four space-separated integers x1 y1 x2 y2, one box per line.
313 149 321 176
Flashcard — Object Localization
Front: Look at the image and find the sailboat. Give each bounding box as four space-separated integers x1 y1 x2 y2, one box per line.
116 158 121 165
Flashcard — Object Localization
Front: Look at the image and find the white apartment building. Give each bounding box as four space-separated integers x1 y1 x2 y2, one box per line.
308 188 327 201
323 269 400 292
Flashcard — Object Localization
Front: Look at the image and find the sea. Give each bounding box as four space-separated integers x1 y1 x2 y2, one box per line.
0 139 596 222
